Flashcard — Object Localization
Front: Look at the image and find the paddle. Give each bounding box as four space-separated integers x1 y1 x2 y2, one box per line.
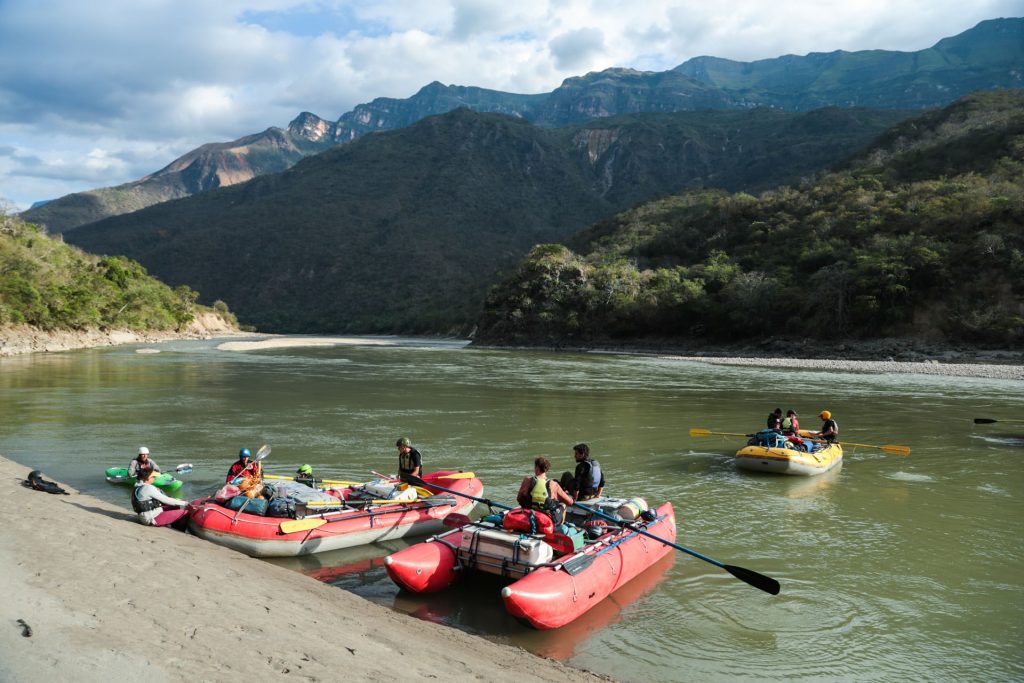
279 496 457 533
229 444 271 484
572 501 780 596
304 495 457 507
974 418 1024 425
373 470 477 481
689 428 752 438
406 474 512 511
804 438 910 456
174 463 193 474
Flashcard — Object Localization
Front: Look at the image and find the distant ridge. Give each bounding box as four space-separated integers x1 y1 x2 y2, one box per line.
65 105 911 333
22 17 1023 234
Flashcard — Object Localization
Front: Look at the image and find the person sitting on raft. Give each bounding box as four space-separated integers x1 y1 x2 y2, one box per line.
127 446 160 478
295 463 317 488
517 456 574 526
815 411 839 442
226 447 260 483
133 468 189 528
559 442 605 502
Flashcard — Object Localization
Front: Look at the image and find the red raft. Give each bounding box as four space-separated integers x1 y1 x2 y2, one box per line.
384 500 676 629
188 471 483 558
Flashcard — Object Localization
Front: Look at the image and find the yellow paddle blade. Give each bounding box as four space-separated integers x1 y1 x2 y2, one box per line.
414 486 433 498
689 428 712 437
279 518 326 533
880 444 911 456
438 471 476 479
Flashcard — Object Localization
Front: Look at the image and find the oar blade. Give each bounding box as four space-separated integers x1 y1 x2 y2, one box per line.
689 428 712 437
280 518 326 534
973 418 998 424
881 445 911 456
443 513 473 528
438 471 476 479
724 564 780 595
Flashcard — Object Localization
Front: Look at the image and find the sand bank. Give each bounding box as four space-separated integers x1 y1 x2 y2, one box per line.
217 336 401 352
651 354 1024 381
0 457 606 683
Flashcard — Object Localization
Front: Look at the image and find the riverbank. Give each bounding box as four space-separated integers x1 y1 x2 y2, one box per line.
475 337 1024 381
0 456 606 682
0 313 243 357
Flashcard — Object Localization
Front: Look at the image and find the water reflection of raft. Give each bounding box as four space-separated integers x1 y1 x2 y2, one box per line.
735 441 843 476
187 471 482 558
384 501 676 630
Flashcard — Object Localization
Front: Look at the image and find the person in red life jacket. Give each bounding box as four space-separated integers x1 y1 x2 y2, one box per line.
783 410 804 447
133 468 189 528
128 446 160 479
517 456 574 525
226 447 256 483
396 437 422 482
815 411 839 442
559 443 605 501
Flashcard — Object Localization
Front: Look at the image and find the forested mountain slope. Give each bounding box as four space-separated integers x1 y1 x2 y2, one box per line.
65 106 908 333
476 91 1024 347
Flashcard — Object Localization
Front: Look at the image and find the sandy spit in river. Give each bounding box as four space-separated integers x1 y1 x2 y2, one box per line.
0 457 608 683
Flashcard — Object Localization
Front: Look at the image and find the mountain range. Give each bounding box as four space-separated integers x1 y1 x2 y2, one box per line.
474 90 1024 347
23 17 1022 234
63 106 911 333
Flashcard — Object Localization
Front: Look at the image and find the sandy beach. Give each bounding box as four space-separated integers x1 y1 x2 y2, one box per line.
0 456 607 683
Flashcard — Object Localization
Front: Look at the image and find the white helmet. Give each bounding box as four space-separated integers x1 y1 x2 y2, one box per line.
138 446 150 455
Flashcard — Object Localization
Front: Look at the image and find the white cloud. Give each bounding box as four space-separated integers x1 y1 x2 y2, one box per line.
0 0 1019 210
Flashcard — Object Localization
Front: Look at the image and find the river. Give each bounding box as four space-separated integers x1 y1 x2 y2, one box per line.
1 337 1021 682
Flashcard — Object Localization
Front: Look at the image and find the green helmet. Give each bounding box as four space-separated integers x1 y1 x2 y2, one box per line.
396 437 411 448
297 464 313 475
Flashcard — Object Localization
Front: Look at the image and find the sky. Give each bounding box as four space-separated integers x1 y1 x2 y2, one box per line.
0 0 1019 211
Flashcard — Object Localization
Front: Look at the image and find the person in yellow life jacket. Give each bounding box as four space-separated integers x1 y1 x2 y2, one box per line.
516 456 574 525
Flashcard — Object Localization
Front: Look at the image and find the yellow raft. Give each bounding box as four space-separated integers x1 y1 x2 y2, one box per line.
735 438 843 476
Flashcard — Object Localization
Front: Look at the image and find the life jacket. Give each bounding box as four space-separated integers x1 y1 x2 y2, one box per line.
821 419 839 441
529 475 551 510
398 448 420 474
577 458 602 498
131 484 162 513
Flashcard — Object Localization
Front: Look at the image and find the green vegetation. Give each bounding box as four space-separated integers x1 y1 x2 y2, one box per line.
66 106 907 334
0 212 208 331
476 91 1024 346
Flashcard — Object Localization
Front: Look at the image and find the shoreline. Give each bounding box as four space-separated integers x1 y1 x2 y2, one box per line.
0 455 607 682
0 313 245 357
472 339 1024 381
3 324 1021 380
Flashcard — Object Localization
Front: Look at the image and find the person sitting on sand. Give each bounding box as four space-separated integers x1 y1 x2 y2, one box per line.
128 446 160 478
396 437 422 482
518 456 574 525
133 468 189 528
815 411 839 442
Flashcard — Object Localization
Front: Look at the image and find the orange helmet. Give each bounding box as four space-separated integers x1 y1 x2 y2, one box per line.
819 410 832 420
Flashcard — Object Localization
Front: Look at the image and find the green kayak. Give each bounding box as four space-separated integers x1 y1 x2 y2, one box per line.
105 467 183 491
